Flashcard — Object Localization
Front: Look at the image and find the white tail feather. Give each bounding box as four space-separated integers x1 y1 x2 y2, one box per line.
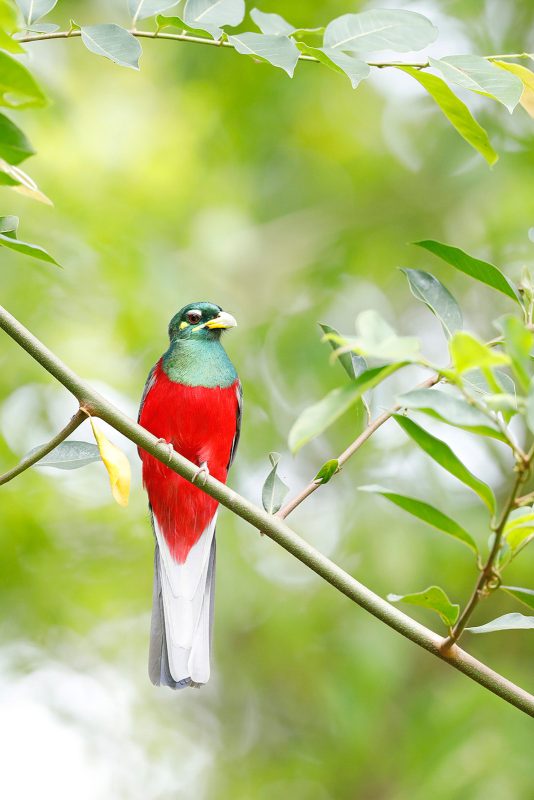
151 514 217 685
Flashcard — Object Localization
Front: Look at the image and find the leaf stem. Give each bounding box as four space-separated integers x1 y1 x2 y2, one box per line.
0 407 87 486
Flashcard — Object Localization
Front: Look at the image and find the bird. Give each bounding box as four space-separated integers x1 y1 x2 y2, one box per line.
138 302 241 689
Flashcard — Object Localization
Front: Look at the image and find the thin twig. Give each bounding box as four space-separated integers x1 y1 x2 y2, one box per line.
443 465 529 648
0 407 87 486
277 374 439 521
16 29 526 71
0 304 533 716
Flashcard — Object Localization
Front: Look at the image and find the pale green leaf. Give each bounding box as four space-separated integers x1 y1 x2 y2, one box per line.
527 378 534 435
228 33 300 77
250 8 294 36
81 24 142 70
359 485 478 553
184 0 245 39
388 585 459 627
323 9 437 54
494 60 534 118
467 613 534 634
29 440 101 469
128 0 178 24
0 214 18 233
401 268 462 338
398 388 505 440
16 0 57 25
261 452 289 514
429 55 522 113
414 240 520 304
500 586 534 611
397 67 497 166
393 414 495 512
297 43 369 89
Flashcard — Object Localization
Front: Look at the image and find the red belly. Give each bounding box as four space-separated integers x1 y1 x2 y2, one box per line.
139 360 239 562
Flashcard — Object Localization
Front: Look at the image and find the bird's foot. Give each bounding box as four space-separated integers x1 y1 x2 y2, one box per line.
156 438 174 463
192 461 210 486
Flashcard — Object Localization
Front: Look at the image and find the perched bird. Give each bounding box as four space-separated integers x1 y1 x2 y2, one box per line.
138 302 241 689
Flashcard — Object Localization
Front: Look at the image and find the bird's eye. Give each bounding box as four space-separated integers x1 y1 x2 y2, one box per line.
186 310 202 324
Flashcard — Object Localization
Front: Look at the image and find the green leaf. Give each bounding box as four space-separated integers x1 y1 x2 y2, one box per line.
228 33 300 77
314 459 339 485
24 22 58 33
16 0 57 25
429 55 522 113
388 585 459 627
494 60 534 118
323 9 437 54
0 111 34 165
29 440 101 469
261 452 289 514
250 8 294 36
467 613 534 634
81 24 142 70
398 388 505 440
296 43 369 89
504 514 534 557
449 331 509 374
359 485 478 554
0 214 18 233
397 67 497 165
0 230 59 266
497 315 533 393
184 0 245 39
0 28 25 54
414 240 520 303
128 0 178 24
155 14 208 35
527 378 534 436
500 586 534 611
393 414 495 513
0 51 46 108
319 322 367 380
400 268 462 338
289 383 363 454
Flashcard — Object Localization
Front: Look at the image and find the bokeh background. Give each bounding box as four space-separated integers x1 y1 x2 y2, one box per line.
1 0 533 798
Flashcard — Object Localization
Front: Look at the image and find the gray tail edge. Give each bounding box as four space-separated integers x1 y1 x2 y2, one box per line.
148 537 216 690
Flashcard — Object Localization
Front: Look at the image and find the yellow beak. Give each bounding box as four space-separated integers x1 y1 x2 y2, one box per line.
205 311 237 330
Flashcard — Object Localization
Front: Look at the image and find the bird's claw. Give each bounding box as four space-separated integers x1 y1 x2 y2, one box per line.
192 461 210 486
156 438 174 463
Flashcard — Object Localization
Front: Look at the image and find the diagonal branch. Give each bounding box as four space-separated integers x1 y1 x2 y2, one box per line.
0 303 533 717
0 407 87 486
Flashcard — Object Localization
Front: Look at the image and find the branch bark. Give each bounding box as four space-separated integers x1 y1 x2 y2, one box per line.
1 303 533 717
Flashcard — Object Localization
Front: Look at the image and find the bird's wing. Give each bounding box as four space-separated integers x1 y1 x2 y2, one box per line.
138 362 158 422
227 380 242 470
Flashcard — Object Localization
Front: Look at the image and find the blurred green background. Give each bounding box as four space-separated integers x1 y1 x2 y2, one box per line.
1 1 533 798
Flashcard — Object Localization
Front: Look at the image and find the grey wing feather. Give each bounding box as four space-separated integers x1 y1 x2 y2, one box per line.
227 380 242 470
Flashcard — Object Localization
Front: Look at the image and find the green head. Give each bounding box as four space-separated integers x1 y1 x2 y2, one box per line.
168 301 237 342
163 301 238 387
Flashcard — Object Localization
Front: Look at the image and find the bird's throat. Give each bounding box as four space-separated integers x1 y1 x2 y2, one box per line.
162 337 237 388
